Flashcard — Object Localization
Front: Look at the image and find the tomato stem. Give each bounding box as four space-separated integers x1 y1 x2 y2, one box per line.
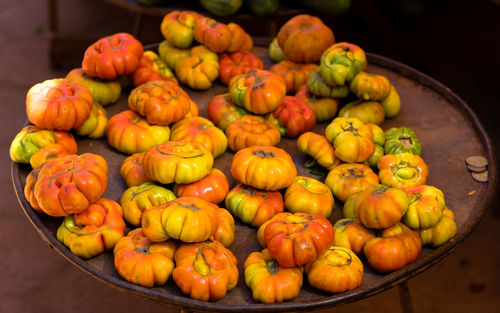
265 259 280 274
252 150 275 159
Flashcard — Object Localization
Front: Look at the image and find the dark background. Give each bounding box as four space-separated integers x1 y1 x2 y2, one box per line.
1 0 499 312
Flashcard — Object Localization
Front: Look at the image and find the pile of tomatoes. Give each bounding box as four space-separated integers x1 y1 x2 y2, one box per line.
10 11 457 304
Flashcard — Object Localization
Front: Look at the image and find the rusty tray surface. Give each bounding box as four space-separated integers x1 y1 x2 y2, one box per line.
11 45 497 312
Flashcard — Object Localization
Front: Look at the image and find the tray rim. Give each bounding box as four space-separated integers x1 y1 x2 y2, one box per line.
11 51 497 312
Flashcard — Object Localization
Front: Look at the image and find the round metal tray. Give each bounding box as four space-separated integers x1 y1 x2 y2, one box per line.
11 45 497 312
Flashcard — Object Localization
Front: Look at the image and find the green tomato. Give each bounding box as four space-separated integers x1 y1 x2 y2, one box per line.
120 182 176 226
200 0 243 16
307 71 350 98
269 38 286 63
66 68 121 106
246 0 279 16
384 127 422 156
366 123 385 146
75 103 108 139
158 40 191 70
320 42 366 86
381 85 401 118
10 126 56 164
364 144 384 168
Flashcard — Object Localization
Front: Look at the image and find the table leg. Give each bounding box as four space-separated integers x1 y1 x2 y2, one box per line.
47 0 59 68
398 281 414 313
133 12 144 39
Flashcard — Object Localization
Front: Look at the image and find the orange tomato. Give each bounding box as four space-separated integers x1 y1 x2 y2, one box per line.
173 168 229 204
295 84 339 122
231 145 296 191
325 163 379 203
325 117 375 163
57 198 126 258
270 60 319 93
267 95 316 138
120 152 152 187
29 143 71 169
128 80 192 125
227 22 253 52
276 14 334 63
343 184 409 229
297 131 341 171
305 246 363 293
333 218 376 255
378 153 429 189
160 11 201 49
225 115 281 152
82 33 144 79
364 222 422 272
142 140 214 184
173 239 238 301
141 197 219 243
229 69 286 114
213 207 235 248
120 182 176 226
26 78 93 131
193 17 231 53
114 228 177 287
219 50 264 85
284 176 334 217
244 248 303 303
106 110 171 155
170 116 228 158
25 153 108 217
132 51 177 87
263 212 335 267
175 45 220 90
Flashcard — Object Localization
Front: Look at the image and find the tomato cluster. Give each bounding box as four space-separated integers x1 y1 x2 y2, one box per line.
11 11 458 306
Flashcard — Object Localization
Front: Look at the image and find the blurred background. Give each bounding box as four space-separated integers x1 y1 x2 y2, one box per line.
1 0 499 312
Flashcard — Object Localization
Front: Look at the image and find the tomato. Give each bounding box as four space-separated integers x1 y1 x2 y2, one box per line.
173 239 238 301
305 246 363 293
225 115 281 152
170 116 228 158
120 182 176 226
231 145 296 191
269 60 319 93
343 184 409 229
378 153 429 189
284 176 334 217
266 95 316 138
114 228 177 287
128 80 192 125
141 197 219 243
325 117 375 163
364 222 422 272
82 33 143 79
229 69 286 115
57 198 125 258
225 184 284 227
173 168 229 204
142 140 213 184
244 248 303 303
263 213 334 267
325 163 379 203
